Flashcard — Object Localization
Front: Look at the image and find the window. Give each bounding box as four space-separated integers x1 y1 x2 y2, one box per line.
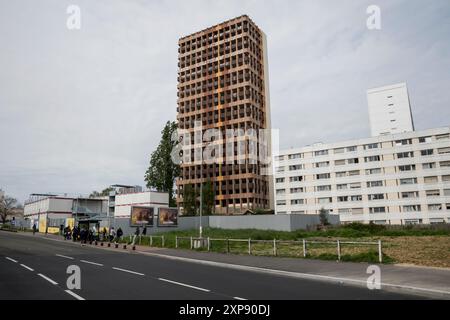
338 208 351 214
275 155 284 161
365 155 381 162
421 149 434 156
364 143 379 150
275 178 285 183
369 207 386 213
351 195 362 201
352 208 364 215
367 181 383 187
428 204 442 211
316 173 331 180
397 152 414 159
443 175 450 182
403 205 421 212
436 133 450 140
276 166 285 173
276 200 286 206
395 139 412 146
401 191 419 198
447 204 450 210
289 176 304 182
405 219 422 225
368 194 385 200
347 158 359 164
430 218 445 224
438 147 450 154
289 165 303 171
291 199 304 205
336 172 346 178
366 168 382 175
318 197 332 204
426 190 440 197
419 136 432 143
349 182 361 189
440 161 450 168
315 150 328 156
424 176 438 184
315 161 330 168
276 189 286 195
398 164 416 172
348 170 360 176
335 159 346 166
334 148 345 154
347 146 357 152
290 187 304 193
288 153 302 159
423 162 436 169
337 184 348 190
444 189 450 196
316 185 331 192
338 196 348 202
400 178 417 185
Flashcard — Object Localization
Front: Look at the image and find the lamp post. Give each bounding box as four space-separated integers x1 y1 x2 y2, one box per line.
199 162 203 239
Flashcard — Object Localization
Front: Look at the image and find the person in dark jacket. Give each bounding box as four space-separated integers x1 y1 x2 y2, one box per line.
116 227 123 243
32 224 37 235
142 226 147 236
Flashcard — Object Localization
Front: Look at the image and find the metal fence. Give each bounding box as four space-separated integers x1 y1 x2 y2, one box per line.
175 236 383 263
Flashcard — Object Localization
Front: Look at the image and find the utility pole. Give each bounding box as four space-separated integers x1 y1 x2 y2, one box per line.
199 163 203 239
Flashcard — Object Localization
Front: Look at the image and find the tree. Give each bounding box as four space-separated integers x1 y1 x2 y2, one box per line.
201 179 215 215
89 187 114 198
144 121 180 207
182 184 198 216
319 207 330 226
0 194 18 224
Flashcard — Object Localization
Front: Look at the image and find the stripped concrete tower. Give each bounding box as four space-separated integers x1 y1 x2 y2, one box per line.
176 15 274 215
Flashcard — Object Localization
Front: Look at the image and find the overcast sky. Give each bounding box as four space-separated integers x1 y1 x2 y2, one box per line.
1 0 449 203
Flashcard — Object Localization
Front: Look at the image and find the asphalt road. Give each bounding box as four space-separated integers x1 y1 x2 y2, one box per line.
0 231 417 300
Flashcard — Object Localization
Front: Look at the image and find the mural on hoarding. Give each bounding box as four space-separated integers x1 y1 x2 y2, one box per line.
130 206 154 226
158 208 178 227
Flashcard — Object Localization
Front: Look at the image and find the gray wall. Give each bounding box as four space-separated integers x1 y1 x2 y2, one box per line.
110 214 339 236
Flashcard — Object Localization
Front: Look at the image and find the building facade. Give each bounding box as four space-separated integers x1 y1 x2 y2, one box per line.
367 83 414 136
274 127 450 225
176 15 273 214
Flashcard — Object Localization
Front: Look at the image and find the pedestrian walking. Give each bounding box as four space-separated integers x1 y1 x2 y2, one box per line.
32 223 37 235
131 226 140 246
116 227 123 243
109 227 116 242
142 226 147 236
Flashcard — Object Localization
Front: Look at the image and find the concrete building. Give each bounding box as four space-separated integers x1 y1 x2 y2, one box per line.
367 83 414 136
113 190 169 219
176 15 274 215
274 127 450 225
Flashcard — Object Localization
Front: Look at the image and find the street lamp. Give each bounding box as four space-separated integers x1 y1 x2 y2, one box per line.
199 163 203 239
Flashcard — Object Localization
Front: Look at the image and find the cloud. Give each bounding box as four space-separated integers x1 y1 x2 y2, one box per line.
0 0 449 202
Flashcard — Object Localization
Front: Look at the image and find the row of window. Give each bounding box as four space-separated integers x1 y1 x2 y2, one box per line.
275 134 450 161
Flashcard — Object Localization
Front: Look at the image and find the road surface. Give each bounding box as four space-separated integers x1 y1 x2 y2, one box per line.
0 231 417 300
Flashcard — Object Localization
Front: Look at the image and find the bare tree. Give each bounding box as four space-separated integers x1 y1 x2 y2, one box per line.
0 195 18 224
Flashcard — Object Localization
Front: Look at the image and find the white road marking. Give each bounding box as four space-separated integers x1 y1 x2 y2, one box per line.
38 273 58 285
65 290 85 301
234 296 247 300
112 267 144 276
138 251 450 298
80 260 103 266
55 254 74 260
158 278 210 292
20 264 34 271
5 257 18 263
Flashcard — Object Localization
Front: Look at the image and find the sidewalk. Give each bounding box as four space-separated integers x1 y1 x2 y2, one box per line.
17 231 450 299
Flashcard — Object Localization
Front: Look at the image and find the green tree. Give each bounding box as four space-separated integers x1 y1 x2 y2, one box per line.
0 194 18 224
201 179 215 215
182 184 198 216
319 207 330 226
89 187 114 198
144 121 180 207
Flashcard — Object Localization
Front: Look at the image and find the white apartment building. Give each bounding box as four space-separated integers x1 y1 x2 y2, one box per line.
274 127 450 225
367 83 414 136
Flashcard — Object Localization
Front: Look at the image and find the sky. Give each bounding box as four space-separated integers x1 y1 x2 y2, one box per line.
1 0 449 203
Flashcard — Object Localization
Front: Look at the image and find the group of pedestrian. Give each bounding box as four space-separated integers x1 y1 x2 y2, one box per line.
31 222 125 244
